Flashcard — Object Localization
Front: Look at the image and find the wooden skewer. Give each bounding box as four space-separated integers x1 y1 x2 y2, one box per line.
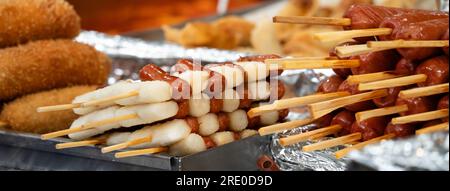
368 40 450 48
347 71 402 85
314 28 392 43
416 122 449 135
247 92 350 118
355 105 409 123
258 118 315 136
40 113 138 140
273 16 351 26
308 90 388 119
392 109 449 125
279 125 342 147
302 133 362 152
335 44 392 58
265 59 360 70
56 140 103 149
398 83 449 99
115 147 168 158
37 103 81 113
358 74 427 91
81 90 139 107
310 129 341 141
101 136 153 153
335 133 396 159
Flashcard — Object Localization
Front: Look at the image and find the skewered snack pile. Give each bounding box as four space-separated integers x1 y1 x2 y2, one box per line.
248 4 449 159
37 56 291 158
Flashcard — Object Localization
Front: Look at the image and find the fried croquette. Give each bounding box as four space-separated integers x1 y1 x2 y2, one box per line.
0 0 81 48
0 39 111 101
0 86 97 134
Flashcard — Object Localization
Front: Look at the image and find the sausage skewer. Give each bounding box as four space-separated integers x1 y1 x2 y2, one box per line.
347 71 402 84
416 122 449 135
265 58 360 70
368 40 449 49
392 109 449 125
334 133 396 159
358 74 427 91
398 83 449 99
355 105 408 123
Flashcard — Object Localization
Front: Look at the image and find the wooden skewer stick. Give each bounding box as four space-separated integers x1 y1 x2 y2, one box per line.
335 44 392 58
56 140 103 149
355 105 409 123
335 133 396 159
40 114 138 140
347 71 402 85
81 90 139 107
310 129 341 141
308 89 388 119
399 83 449 99
416 122 449 135
358 74 427 91
101 136 153 153
314 28 392 43
368 40 450 48
37 103 81 113
279 125 342 147
302 133 362 152
115 147 168 158
247 92 350 118
258 118 315 136
265 59 360 70
392 109 449 125
273 16 351 26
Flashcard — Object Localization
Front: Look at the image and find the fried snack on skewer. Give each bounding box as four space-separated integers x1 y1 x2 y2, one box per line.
0 86 97 134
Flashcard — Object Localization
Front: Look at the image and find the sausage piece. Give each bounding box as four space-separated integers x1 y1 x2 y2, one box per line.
338 80 376 112
415 56 449 87
237 54 283 75
140 64 191 100
350 50 400 75
396 97 436 116
373 87 404 108
350 116 389 141
395 59 418 76
317 75 344 93
331 110 355 136
385 123 416 138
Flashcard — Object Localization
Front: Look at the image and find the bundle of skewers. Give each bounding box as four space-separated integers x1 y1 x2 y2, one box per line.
37 55 292 158
248 4 449 159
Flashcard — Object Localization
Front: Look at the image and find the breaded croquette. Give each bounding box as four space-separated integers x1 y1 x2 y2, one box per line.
0 86 97 134
0 39 111 101
0 0 81 48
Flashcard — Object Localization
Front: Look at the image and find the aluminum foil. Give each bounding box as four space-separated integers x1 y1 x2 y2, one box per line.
349 132 449 171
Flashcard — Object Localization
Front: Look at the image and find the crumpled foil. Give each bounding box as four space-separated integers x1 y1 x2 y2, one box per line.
349 132 449 171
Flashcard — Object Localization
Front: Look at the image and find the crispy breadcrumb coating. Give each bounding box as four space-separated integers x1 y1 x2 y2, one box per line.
0 86 97 134
0 0 80 48
0 39 111 101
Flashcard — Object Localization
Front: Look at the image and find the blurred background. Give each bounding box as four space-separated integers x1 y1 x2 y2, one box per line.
66 0 266 34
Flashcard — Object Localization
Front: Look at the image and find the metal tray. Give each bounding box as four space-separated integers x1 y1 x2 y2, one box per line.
0 129 271 171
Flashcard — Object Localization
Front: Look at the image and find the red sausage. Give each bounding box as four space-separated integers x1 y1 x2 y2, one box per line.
209 98 223 113
350 50 400 75
278 109 289 122
217 113 230 132
139 64 191 100
394 18 449 61
185 117 200 134
172 59 226 96
331 110 355 136
415 56 449 87
350 116 389 141
423 120 443 128
236 84 252 109
237 54 284 75
317 75 344 93
385 123 416 138
373 87 404 108
172 99 190 119
315 112 335 128
396 97 436 116
379 12 449 41
338 80 376 112
247 115 260 130
395 59 418 76
343 4 448 41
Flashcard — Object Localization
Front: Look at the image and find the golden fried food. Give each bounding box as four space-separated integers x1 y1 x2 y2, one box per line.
0 0 81 48
0 86 97 134
163 16 254 49
0 39 111 101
